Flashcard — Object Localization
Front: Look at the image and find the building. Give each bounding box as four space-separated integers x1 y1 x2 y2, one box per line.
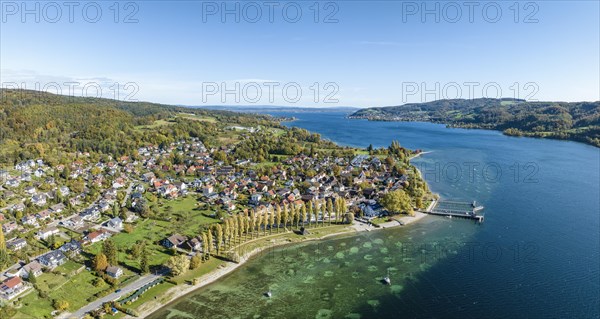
106 266 123 279
6 238 27 251
2 222 18 234
84 229 111 244
38 250 67 269
21 261 43 278
0 276 26 300
106 217 123 229
38 227 60 240
161 234 187 249
59 240 82 256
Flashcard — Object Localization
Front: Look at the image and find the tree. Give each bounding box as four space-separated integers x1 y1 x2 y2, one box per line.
380 189 414 216
281 204 289 230
0 249 10 270
344 212 354 224
263 211 269 235
307 202 313 227
301 203 307 227
214 224 223 254
223 219 231 248
190 254 201 270
93 253 108 272
102 239 118 265
140 251 149 274
0 227 5 250
124 224 134 233
52 299 69 311
275 205 281 233
207 231 214 257
166 255 190 276
113 204 120 218
201 232 209 260
28 270 37 284
326 198 333 225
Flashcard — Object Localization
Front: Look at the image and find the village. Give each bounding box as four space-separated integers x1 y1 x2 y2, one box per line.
0 131 427 317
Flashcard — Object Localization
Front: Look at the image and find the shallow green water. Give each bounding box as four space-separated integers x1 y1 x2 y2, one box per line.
152 218 475 319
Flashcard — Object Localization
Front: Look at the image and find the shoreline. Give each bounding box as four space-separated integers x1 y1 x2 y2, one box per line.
129 213 429 318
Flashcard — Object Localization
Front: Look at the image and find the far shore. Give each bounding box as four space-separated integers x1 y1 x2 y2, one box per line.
128 212 429 318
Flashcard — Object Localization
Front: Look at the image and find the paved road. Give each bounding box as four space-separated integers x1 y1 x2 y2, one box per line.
60 273 162 319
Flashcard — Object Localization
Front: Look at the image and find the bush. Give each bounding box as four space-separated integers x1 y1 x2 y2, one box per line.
52 299 69 311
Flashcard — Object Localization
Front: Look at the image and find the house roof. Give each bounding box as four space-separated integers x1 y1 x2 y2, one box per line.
166 234 187 246
106 266 122 274
1 276 22 289
23 261 43 273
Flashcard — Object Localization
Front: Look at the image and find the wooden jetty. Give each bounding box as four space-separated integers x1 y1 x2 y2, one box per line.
424 200 485 223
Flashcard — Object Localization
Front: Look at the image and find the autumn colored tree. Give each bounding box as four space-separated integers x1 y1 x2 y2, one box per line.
380 189 414 216
190 254 201 270
102 239 118 266
93 253 108 272
166 255 190 276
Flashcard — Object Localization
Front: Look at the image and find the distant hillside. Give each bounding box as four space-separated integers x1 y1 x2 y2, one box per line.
350 98 600 147
0 89 276 165
192 105 360 113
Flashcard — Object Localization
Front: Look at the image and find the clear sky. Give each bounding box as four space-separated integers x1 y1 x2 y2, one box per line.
1 1 599 107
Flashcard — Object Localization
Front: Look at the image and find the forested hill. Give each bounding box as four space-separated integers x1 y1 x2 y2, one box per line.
349 98 600 147
0 89 277 165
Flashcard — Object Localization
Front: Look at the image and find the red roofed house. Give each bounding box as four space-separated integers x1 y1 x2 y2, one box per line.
1 277 26 299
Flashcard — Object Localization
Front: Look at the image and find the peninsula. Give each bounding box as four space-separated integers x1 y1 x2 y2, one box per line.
349 98 600 147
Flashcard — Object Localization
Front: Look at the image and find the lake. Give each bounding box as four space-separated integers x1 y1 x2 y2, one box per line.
149 111 599 319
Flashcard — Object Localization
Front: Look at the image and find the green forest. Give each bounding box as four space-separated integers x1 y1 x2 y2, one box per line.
0 89 278 166
350 98 600 147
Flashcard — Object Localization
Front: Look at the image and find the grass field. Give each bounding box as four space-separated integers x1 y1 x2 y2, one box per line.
134 119 175 131
178 114 217 123
17 265 108 318
86 196 219 271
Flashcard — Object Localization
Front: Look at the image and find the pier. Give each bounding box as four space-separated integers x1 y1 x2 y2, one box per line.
424 200 485 223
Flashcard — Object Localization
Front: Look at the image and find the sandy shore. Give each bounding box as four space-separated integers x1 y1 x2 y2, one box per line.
130 214 428 318
409 151 433 160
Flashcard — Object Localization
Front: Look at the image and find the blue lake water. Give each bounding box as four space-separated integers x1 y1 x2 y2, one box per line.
150 111 599 318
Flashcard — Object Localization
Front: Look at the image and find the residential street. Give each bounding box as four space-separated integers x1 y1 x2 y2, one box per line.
59 273 162 319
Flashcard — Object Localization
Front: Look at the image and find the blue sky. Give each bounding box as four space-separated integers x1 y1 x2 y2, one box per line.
1 1 598 107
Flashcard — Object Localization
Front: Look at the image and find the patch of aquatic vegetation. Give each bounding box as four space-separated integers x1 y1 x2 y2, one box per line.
390 285 404 294
316 309 333 319
372 238 384 245
349 246 360 254
367 299 381 310
165 309 196 319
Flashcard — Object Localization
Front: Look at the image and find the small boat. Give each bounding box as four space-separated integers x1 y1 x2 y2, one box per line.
446 215 452 219
383 269 391 285
265 291 272 298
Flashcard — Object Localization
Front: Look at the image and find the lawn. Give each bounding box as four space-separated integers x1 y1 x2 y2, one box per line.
178 114 217 123
86 196 220 271
18 267 108 318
